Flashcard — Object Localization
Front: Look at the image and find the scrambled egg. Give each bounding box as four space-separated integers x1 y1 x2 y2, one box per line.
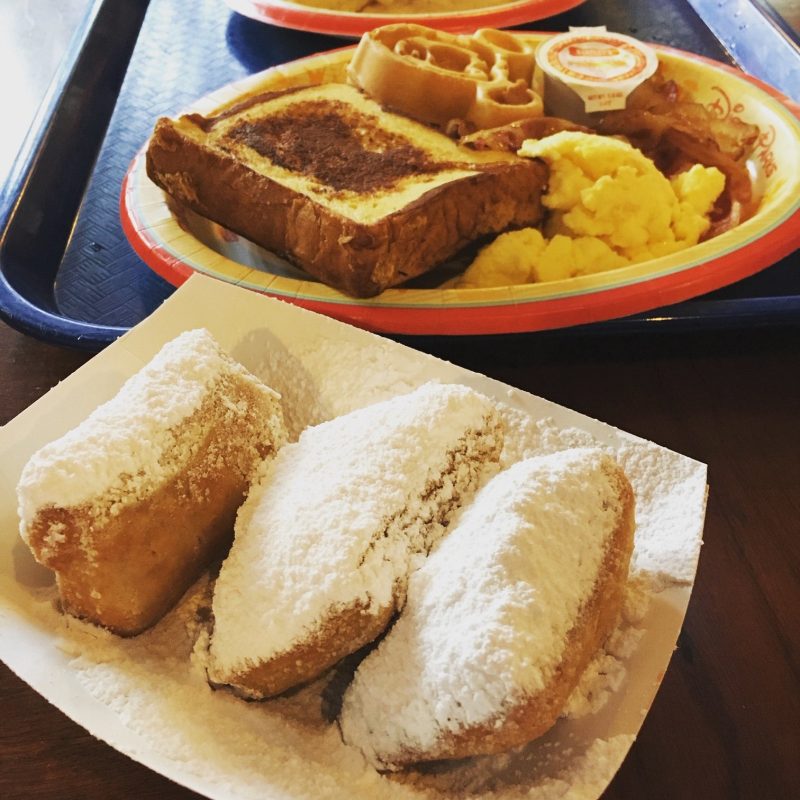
455 131 725 288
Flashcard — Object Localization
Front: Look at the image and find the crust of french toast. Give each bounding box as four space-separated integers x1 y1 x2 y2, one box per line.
145 92 547 298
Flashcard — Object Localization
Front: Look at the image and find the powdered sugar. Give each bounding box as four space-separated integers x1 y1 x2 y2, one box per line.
616 441 706 585
495 405 601 467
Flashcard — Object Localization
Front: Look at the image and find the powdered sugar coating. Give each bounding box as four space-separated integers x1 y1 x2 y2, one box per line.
616 441 706 585
207 382 501 685
17 329 278 542
340 448 628 770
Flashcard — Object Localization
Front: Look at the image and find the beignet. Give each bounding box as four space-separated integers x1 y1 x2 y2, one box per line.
339 447 635 769
206 382 503 699
17 329 287 635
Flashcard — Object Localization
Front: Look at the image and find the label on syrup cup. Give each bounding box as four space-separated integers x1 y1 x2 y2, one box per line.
536 28 659 118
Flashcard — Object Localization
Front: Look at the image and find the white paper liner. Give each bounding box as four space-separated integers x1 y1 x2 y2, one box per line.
0 274 707 800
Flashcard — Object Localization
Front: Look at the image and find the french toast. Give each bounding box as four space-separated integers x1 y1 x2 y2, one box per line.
146 83 547 297
17 329 287 636
205 382 503 699
339 448 635 769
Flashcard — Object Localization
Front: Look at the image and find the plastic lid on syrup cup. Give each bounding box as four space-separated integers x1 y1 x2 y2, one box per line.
535 27 659 124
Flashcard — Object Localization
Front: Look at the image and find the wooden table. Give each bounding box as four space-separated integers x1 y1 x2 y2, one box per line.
1 316 798 799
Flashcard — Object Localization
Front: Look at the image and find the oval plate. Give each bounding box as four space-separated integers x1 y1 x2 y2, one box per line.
224 0 585 37
121 37 800 336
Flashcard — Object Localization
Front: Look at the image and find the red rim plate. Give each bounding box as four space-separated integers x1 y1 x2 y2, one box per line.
121 38 800 336
224 0 586 36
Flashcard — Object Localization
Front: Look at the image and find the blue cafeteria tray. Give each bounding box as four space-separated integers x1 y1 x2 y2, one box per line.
0 0 798 351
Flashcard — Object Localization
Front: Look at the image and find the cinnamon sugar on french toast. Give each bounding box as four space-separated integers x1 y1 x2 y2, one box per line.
206 382 503 699
17 329 287 636
339 448 635 770
145 82 546 298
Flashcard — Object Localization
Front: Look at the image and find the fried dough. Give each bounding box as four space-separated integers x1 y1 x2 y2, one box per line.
17 329 287 635
339 448 635 769
206 382 503 699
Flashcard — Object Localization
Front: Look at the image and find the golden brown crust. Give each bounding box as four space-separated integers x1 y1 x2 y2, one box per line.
390 466 635 766
26 376 284 636
145 113 547 298
219 600 396 699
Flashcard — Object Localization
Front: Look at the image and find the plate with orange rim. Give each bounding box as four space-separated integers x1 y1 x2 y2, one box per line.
223 0 586 37
120 34 800 337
